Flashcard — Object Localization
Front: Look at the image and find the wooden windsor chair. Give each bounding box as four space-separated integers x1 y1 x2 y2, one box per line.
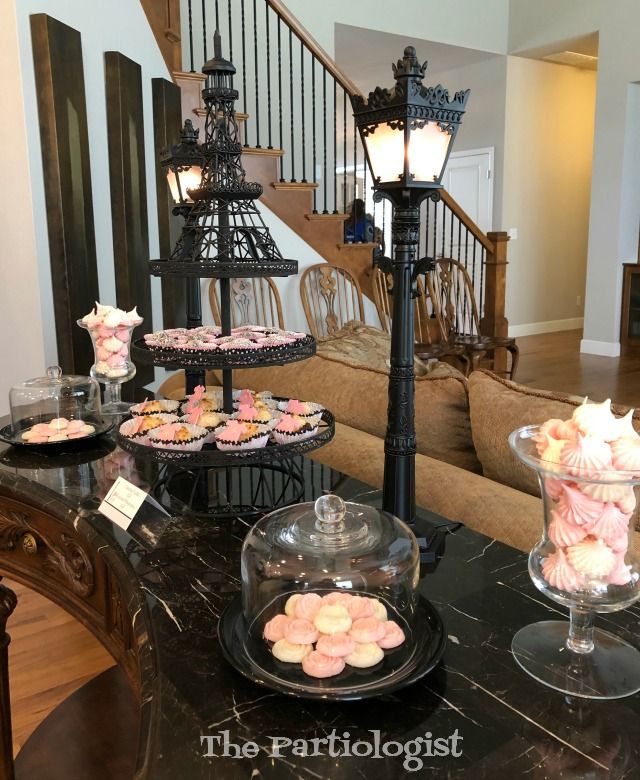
300 264 365 339
372 267 470 368
208 276 285 328
427 257 519 379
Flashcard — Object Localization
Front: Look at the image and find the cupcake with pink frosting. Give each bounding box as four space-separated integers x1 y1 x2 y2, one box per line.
272 414 319 444
214 420 270 451
277 398 324 422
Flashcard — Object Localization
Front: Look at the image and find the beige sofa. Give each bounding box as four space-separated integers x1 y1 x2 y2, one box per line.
160 328 640 553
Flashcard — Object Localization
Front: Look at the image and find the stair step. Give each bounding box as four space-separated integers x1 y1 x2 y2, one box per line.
243 146 284 157
338 242 379 250
272 181 319 191
305 212 348 221
173 70 206 83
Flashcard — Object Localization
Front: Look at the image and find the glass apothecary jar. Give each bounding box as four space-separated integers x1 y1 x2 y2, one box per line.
9 366 103 436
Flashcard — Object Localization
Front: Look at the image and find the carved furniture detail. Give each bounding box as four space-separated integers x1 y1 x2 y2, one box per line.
300 263 365 339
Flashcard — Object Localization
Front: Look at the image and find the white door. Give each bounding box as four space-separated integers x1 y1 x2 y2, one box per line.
443 147 493 234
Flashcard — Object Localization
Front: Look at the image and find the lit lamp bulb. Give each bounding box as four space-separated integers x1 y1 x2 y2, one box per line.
166 164 203 204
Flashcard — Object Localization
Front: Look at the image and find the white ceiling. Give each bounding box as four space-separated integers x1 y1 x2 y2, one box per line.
335 23 503 94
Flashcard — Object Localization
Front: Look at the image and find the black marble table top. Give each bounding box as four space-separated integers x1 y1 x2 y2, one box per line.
0 435 639 779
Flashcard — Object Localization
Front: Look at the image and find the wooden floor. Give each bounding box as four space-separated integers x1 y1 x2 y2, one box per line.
515 330 640 408
5 578 114 756
3 330 640 755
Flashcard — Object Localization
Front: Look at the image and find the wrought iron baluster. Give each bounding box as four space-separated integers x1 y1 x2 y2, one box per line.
215 0 219 29
312 56 317 213
352 109 357 216
202 0 207 60
253 0 260 147
333 79 338 213
241 0 247 144
342 89 347 214
301 40 306 182
322 67 327 214
277 17 284 180
266 3 272 148
227 0 233 61
362 142 367 233
289 27 296 181
187 0 194 72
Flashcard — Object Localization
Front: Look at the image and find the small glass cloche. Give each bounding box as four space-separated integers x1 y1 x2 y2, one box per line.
238 495 422 691
9 366 103 443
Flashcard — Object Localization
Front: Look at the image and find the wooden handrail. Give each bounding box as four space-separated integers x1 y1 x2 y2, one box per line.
439 189 493 253
266 0 363 98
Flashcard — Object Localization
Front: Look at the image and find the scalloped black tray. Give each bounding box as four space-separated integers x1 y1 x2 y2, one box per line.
148 259 298 278
116 409 335 465
132 334 316 370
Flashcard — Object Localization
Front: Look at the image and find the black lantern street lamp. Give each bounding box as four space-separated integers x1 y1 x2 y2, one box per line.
352 46 469 525
161 119 204 210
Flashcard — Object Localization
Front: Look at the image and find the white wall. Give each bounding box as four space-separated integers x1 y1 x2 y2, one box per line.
509 0 640 354
502 56 596 333
285 0 510 56
6 0 171 408
0 2 47 416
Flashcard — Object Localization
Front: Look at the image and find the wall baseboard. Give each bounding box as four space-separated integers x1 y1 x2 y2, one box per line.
580 339 621 357
508 317 584 338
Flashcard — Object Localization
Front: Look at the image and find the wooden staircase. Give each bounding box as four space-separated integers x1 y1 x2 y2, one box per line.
173 70 378 298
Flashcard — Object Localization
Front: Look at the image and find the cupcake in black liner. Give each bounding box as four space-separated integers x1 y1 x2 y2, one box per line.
130 399 181 417
147 422 208 451
272 414 319 444
119 413 180 445
214 420 271 451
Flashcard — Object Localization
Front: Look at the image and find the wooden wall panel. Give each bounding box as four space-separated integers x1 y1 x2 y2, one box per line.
152 78 186 330
104 52 153 389
30 14 100 374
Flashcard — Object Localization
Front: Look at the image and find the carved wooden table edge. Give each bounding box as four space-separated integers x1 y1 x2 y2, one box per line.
0 474 157 778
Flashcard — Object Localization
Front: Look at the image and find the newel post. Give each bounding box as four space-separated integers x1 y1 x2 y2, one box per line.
0 582 16 780
481 231 510 375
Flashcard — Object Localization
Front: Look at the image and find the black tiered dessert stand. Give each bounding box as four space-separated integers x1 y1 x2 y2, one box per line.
117 32 334 518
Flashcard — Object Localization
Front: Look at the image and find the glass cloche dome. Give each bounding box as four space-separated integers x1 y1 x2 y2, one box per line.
236 494 427 694
8 366 104 442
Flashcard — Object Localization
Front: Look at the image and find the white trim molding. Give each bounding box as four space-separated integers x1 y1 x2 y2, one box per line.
508 317 584 338
580 339 621 357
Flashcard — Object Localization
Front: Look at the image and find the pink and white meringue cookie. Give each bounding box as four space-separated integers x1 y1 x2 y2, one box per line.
284 618 319 645
377 621 406 650
302 651 345 678
611 436 640 475
548 509 589 548
344 642 385 669
609 409 639 442
541 549 584 591
346 595 376 620
543 477 566 501
557 483 604 527
606 554 633 586
582 480 635 506
263 614 291 642
616 487 637 515
560 434 613 479
534 419 564 455
322 591 353 608
293 593 323 622
349 617 386 644
315 632 356 658
284 593 302 617
588 503 630 545
572 398 617 441
369 598 388 622
271 639 313 664
566 538 616 579
313 605 352 635
539 435 569 473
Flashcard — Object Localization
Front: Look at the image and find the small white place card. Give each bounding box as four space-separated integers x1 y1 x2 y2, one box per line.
99 476 169 531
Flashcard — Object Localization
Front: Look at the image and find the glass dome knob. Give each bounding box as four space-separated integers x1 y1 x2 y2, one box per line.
314 494 346 534
46 365 63 381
